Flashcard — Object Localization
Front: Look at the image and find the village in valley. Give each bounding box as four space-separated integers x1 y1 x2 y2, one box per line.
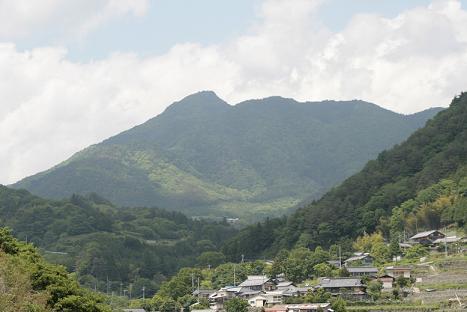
136 229 467 312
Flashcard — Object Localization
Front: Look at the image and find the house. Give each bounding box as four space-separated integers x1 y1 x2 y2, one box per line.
346 267 378 277
266 291 289 305
248 294 268 307
192 289 216 299
398 242 412 250
318 278 366 300
239 275 277 292
285 303 333 312
344 253 373 267
432 236 461 245
293 287 313 296
265 305 288 312
276 281 295 290
209 286 242 310
123 309 146 312
378 275 395 290
409 230 445 245
385 266 412 278
327 260 342 268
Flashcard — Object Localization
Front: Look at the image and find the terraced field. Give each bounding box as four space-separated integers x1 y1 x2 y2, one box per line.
409 255 467 308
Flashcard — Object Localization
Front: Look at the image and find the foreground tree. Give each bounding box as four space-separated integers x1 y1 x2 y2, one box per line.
225 297 249 312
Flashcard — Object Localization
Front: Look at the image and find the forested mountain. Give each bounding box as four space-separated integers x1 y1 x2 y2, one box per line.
0 227 111 311
13 91 442 220
0 186 236 297
222 93 467 260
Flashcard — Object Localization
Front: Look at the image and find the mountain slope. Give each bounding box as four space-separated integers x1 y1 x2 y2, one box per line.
13 91 443 219
0 186 236 296
222 92 467 259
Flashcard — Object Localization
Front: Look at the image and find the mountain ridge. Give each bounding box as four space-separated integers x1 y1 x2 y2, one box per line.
13 91 444 220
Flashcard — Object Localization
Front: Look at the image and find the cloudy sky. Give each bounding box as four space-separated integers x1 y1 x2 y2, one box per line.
1 0 467 185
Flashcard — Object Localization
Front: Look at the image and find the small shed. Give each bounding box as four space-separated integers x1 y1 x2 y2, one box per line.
385 266 412 278
378 275 395 290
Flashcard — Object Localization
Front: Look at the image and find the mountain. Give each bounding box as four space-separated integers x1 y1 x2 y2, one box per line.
0 186 236 297
222 93 467 259
13 91 443 219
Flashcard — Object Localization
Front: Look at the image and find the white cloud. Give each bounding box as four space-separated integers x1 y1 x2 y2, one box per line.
0 0 149 39
1 0 467 184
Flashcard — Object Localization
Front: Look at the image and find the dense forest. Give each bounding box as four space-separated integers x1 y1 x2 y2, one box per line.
222 93 467 260
0 227 111 311
0 187 236 297
13 91 441 220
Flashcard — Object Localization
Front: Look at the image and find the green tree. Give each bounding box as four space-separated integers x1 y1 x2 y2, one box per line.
370 242 390 265
395 276 410 288
313 263 333 278
367 280 383 301
405 244 428 260
225 297 249 312
389 235 401 257
304 288 331 303
331 297 347 312
197 251 226 268
284 248 314 283
353 232 384 252
270 249 289 277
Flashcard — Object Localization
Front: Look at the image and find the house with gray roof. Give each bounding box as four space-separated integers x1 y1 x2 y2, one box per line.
346 267 378 277
318 278 367 300
238 275 277 292
344 253 373 267
409 230 445 245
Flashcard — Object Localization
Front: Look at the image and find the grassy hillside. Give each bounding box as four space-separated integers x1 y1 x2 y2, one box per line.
13 91 442 220
0 186 236 297
222 92 467 259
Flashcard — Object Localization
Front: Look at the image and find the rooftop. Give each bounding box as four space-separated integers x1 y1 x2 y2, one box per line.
319 278 364 288
344 254 372 263
277 281 294 287
346 267 378 273
385 266 411 271
433 236 461 244
410 230 444 239
238 275 271 287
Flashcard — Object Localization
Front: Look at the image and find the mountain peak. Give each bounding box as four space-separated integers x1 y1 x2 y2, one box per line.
164 90 229 114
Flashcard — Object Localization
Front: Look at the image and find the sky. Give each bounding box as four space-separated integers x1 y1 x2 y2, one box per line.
1 0 467 185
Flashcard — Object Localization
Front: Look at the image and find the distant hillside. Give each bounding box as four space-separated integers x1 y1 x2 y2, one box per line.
222 93 467 259
0 186 236 297
13 91 443 219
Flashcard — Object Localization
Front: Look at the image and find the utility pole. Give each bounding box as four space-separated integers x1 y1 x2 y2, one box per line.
106 276 109 296
197 277 200 301
241 254 244 263
233 264 236 286
444 226 448 258
338 246 342 269
191 273 195 290
120 282 123 297
142 286 145 300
